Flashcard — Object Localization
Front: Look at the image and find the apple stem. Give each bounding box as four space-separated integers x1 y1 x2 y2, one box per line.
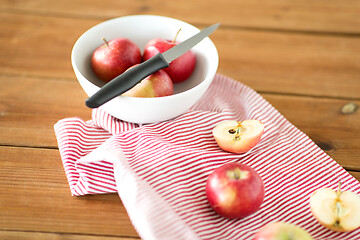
172 28 181 43
102 37 109 47
234 122 243 140
334 181 343 227
337 181 342 198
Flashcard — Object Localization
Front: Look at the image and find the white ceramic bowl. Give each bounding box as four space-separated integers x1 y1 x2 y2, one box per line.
71 15 218 124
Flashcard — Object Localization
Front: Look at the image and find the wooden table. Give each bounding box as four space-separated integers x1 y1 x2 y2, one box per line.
1 1 359 239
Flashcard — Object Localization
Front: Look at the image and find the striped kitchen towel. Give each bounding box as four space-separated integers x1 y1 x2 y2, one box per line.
54 74 360 240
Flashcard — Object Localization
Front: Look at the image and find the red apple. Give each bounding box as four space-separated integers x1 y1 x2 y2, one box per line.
213 120 264 154
91 37 142 82
206 162 265 219
253 222 314 240
143 34 196 83
122 66 173 98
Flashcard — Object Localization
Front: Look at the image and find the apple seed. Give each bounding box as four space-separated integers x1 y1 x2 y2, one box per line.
228 123 244 139
228 129 236 134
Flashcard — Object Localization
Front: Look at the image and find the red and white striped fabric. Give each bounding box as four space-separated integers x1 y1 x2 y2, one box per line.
54 74 360 240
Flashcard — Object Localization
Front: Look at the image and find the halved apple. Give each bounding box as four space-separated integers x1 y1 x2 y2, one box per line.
212 120 264 154
309 182 360 232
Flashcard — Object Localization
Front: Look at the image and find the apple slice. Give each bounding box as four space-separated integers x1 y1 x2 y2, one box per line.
309 182 360 232
212 120 264 154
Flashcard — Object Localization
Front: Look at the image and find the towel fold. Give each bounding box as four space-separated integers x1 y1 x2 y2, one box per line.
54 74 360 240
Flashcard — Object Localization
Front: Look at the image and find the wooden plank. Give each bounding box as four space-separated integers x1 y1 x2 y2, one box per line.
262 93 360 171
1 0 360 34
1 12 360 99
349 171 360 181
0 230 140 240
0 146 139 238
216 29 360 99
0 76 91 148
0 75 359 169
0 12 98 80
0 145 359 238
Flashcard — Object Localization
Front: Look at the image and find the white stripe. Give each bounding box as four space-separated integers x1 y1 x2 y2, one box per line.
54 74 360 239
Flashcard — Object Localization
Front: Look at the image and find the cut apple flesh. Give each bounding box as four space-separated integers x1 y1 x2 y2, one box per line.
310 187 360 232
212 120 264 154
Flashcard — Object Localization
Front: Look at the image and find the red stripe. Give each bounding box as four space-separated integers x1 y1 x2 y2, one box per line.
54 74 360 239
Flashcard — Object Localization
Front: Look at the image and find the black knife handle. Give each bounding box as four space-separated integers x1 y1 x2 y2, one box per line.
86 53 169 108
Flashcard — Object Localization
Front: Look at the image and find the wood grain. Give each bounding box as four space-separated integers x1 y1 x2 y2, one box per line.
1 1 360 239
0 12 98 80
1 0 360 34
0 144 359 238
262 93 360 171
349 171 360 181
215 29 360 99
0 146 139 238
0 75 359 169
1 12 359 99
0 230 140 240
0 75 91 148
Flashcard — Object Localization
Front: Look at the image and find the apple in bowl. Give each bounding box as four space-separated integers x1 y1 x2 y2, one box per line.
91 37 142 82
143 30 196 84
206 162 265 219
122 68 173 98
213 120 264 154
72 15 218 124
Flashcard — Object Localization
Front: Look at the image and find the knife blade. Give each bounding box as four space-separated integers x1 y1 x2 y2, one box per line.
85 23 220 108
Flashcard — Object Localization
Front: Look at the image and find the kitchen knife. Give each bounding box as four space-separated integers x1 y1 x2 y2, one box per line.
85 23 220 108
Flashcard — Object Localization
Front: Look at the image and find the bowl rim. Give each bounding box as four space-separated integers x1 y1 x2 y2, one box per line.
71 14 219 103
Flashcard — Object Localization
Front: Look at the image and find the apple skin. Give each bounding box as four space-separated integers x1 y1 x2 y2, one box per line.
91 38 142 82
212 120 264 154
205 162 265 219
253 222 314 240
143 38 196 83
122 66 173 98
